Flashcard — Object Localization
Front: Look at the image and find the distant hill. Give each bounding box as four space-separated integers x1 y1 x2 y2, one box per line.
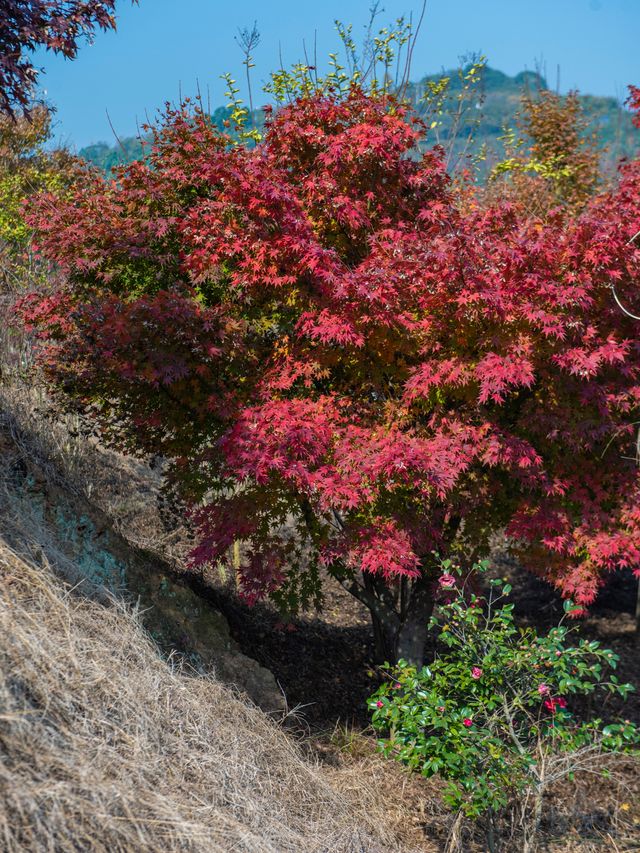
405 66 638 172
79 66 638 174
79 105 235 172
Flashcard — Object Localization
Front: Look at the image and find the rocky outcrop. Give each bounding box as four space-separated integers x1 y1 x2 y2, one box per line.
0 429 283 712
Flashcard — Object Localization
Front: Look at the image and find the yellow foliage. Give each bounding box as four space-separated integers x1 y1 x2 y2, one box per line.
0 104 78 290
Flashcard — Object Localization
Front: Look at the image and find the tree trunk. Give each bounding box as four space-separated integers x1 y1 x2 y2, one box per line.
300 498 444 666
395 574 434 665
370 609 399 663
350 571 435 666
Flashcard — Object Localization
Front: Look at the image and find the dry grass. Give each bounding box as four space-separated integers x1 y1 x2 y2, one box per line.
0 539 412 853
312 724 640 852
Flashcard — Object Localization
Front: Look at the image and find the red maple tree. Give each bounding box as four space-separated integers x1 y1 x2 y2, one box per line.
20 87 640 663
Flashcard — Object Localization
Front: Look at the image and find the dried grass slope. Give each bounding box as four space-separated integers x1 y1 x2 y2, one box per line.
0 538 405 853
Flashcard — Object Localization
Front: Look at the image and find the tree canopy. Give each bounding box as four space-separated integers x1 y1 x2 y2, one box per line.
20 85 640 662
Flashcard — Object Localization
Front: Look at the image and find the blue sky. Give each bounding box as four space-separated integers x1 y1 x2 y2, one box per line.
34 0 640 150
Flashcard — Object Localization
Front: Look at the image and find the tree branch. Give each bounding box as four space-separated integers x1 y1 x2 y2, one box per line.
338 576 400 629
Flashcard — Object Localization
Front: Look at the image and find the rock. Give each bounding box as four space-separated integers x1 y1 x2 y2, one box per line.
0 431 284 713
132 568 284 711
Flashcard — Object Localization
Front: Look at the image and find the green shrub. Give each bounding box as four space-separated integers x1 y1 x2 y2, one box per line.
0 105 77 290
369 561 639 849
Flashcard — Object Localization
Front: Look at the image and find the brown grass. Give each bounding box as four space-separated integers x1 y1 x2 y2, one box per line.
0 538 414 853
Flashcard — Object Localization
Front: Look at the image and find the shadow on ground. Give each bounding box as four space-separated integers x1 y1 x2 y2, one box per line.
193 558 639 731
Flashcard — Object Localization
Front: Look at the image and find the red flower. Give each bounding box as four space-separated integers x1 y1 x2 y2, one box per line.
544 696 568 712
471 666 483 679
463 718 473 727
376 700 384 708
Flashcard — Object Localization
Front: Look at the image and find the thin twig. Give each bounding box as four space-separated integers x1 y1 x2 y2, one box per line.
609 229 640 319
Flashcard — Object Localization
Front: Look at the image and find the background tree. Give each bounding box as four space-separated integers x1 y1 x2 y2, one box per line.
488 87 601 216
0 0 130 114
0 104 77 290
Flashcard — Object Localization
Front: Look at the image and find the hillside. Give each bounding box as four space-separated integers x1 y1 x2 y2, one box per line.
0 531 413 852
407 67 637 166
78 66 639 173
80 105 234 171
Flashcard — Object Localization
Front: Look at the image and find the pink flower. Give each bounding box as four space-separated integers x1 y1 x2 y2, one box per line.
437 705 445 712
471 667 483 679
463 718 473 727
376 700 384 708
438 573 456 588
556 697 567 708
393 682 402 689
538 683 549 695
555 651 562 657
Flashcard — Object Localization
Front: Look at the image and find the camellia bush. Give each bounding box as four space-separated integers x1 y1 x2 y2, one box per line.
18 66 640 663
369 563 639 851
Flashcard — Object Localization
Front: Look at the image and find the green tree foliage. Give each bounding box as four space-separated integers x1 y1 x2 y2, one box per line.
0 105 77 289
